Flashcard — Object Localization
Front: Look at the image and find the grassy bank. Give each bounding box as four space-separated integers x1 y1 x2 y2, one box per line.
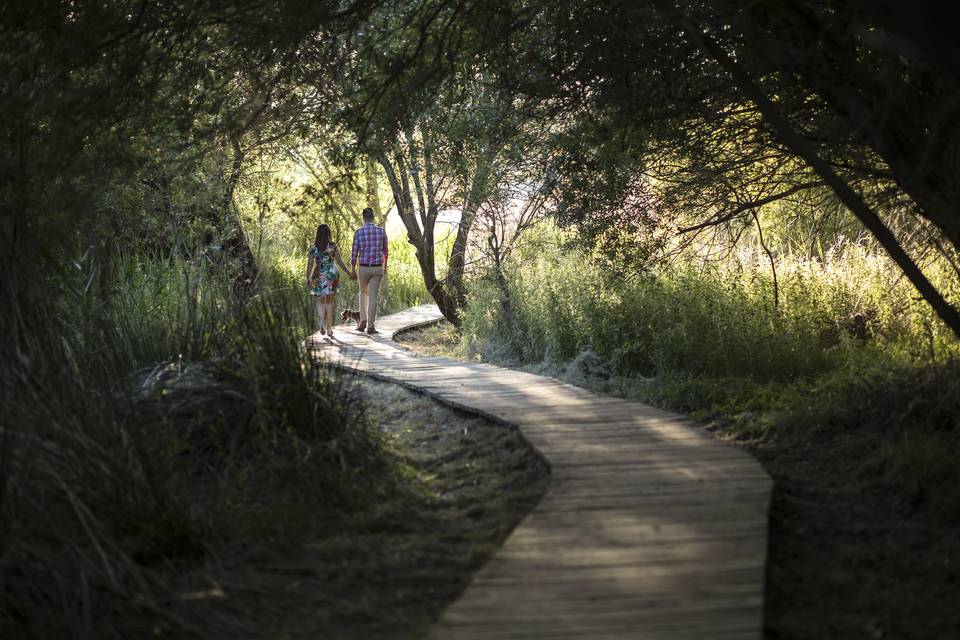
397 226 960 638
1 256 370 635
462 227 958 374
0 255 546 638
450 226 960 519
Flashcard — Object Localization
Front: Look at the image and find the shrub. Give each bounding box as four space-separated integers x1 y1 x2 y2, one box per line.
0 256 372 637
461 224 959 382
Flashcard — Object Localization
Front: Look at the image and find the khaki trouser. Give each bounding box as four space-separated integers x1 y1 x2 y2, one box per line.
357 265 384 326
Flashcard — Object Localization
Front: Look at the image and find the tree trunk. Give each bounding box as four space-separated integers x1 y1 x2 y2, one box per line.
782 16 960 252
224 136 258 290
365 156 384 224
677 13 960 339
447 158 490 307
378 148 461 324
488 232 527 359
448 200 477 308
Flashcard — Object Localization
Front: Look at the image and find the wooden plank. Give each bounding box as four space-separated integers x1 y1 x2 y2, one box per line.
440 601 763 625
432 579 763 609
509 516 768 539
313 305 772 640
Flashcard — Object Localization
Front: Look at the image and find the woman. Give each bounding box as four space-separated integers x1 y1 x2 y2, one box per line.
306 224 353 338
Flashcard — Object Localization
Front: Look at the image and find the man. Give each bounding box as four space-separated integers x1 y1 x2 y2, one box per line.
350 207 388 334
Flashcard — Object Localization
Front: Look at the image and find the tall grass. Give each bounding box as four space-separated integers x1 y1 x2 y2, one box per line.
0 255 373 637
455 223 960 519
460 224 960 380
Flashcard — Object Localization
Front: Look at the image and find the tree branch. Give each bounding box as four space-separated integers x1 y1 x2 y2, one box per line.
671 8 960 338
677 181 821 234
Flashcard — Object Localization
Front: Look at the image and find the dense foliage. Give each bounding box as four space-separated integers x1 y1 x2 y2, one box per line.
2 1 960 636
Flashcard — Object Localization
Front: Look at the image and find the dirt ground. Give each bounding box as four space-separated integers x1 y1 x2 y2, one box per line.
396 323 960 640
297 377 550 639
755 429 960 640
310 377 551 639
157 375 549 640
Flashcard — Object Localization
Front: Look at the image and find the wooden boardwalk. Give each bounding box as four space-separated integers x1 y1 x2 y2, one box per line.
310 305 772 639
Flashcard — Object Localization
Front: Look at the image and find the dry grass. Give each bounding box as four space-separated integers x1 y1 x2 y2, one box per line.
160 377 549 639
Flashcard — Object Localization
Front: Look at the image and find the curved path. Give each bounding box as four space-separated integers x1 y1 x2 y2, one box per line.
310 305 772 639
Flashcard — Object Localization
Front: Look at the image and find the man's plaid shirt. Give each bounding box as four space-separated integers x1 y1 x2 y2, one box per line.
351 223 388 266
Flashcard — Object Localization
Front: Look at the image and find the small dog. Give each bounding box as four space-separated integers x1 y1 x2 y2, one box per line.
340 308 362 328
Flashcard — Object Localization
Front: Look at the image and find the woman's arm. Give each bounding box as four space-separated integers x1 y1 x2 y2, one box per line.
333 245 354 278
306 254 315 286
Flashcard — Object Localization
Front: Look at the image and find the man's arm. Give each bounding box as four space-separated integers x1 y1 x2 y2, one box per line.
351 230 360 266
381 229 389 272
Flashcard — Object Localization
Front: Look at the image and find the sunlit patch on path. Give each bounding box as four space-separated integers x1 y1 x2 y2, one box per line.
311 305 772 639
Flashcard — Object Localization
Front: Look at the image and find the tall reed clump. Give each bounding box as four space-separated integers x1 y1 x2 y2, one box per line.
460 224 960 381
0 256 373 637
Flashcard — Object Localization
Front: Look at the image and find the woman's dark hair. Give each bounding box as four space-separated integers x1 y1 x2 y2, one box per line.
314 224 331 252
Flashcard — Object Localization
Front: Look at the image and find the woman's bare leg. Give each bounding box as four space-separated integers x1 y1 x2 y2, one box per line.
324 296 336 336
318 295 331 335
314 297 325 333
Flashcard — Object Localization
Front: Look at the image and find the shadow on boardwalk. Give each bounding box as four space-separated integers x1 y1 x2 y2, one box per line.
311 305 773 640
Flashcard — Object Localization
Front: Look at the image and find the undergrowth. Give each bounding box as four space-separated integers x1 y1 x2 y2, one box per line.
450 224 960 521
0 256 378 637
461 227 958 378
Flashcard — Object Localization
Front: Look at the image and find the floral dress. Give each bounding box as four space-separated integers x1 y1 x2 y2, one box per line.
309 243 340 296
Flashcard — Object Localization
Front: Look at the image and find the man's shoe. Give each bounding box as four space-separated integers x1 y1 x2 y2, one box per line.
356 321 367 332
366 326 379 335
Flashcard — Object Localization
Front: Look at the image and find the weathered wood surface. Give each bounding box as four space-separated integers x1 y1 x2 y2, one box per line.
310 305 772 639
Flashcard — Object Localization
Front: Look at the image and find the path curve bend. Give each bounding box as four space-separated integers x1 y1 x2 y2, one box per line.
310 305 772 640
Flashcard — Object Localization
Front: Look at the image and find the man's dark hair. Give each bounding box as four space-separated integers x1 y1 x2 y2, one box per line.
362 207 375 222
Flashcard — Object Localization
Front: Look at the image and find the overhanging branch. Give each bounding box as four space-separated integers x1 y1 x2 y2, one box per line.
677 181 822 234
